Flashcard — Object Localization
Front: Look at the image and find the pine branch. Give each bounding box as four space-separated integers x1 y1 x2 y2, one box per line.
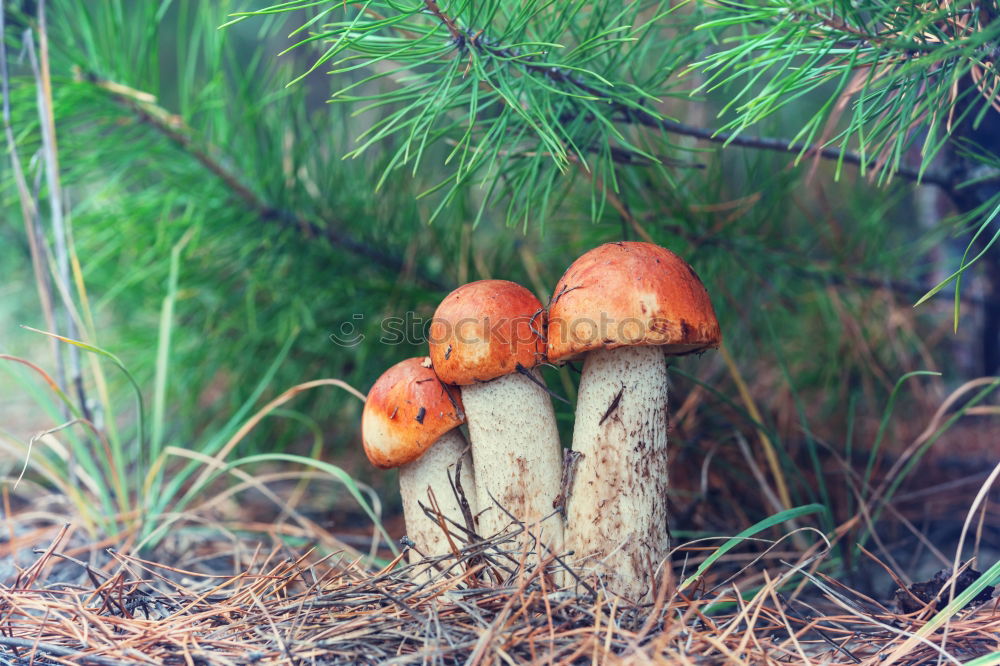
424 1 961 191
249 0 1000 234
691 1 1000 190
78 71 452 292
634 116 959 191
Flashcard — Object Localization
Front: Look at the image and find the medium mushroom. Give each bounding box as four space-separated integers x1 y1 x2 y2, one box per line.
362 357 477 561
429 280 564 550
547 241 720 600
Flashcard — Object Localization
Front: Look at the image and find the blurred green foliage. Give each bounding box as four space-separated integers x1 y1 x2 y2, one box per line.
2 0 997 555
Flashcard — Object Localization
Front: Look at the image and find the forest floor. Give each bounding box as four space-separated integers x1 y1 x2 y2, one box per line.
2 506 998 665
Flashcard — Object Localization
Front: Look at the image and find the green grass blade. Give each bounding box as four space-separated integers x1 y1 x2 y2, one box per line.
862 370 941 498
677 503 826 594
20 325 143 516
224 452 397 557
149 331 299 522
881 559 1000 664
151 231 192 462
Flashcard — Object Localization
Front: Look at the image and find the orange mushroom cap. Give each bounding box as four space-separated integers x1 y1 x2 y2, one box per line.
361 357 465 469
429 280 546 386
547 242 721 362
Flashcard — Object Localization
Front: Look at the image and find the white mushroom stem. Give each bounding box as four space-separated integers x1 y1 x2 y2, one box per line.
461 370 564 551
398 429 477 562
564 345 669 601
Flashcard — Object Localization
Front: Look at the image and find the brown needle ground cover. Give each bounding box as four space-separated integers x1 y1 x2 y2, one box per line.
2 511 998 665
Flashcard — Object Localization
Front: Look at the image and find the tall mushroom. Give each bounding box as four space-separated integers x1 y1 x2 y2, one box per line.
429 280 563 550
547 242 720 600
362 357 476 561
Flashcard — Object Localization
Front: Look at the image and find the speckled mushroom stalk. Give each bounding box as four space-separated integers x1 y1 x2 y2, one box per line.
362 357 477 561
429 280 564 551
548 242 721 601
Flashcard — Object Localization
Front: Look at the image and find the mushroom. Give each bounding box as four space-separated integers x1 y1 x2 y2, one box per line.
547 242 720 600
362 357 477 561
429 280 564 550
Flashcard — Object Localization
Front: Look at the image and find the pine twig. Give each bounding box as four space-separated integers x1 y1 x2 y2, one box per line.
0 637 126 666
423 0 462 41
635 116 957 191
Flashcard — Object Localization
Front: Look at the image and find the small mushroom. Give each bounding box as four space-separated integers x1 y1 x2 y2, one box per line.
429 280 564 550
362 357 476 560
548 242 721 600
